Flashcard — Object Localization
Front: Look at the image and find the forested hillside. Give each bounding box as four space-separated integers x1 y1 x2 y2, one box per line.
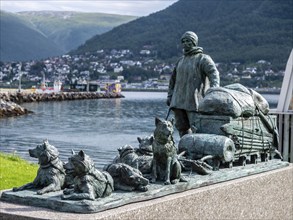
0 11 63 61
73 0 293 67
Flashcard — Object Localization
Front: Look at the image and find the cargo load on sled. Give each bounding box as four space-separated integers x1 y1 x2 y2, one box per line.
178 84 281 170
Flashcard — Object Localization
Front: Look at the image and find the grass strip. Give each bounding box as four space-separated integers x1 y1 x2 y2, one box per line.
0 152 38 190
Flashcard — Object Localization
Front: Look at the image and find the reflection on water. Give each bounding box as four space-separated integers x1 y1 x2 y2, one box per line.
0 91 279 169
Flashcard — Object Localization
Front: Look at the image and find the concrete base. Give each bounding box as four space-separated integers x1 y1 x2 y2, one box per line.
1 164 292 220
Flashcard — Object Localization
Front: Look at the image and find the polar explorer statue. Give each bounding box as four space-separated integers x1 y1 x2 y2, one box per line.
166 32 282 170
167 31 220 137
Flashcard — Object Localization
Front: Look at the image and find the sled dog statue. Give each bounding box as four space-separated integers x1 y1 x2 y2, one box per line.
13 140 65 195
62 150 114 200
151 117 187 185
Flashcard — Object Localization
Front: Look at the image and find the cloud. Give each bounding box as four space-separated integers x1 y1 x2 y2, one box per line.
0 0 178 16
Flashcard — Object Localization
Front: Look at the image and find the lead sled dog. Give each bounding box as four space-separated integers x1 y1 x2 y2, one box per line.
151 117 186 185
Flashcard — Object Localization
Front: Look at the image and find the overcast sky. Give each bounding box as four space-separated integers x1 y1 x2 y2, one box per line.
1 0 178 16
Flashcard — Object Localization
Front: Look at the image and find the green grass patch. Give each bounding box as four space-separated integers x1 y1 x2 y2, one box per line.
0 152 38 190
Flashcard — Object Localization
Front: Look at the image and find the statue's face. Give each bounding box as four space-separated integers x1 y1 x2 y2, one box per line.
181 38 194 51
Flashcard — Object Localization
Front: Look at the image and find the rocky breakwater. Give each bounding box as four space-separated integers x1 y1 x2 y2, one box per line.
0 91 124 104
0 91 124 118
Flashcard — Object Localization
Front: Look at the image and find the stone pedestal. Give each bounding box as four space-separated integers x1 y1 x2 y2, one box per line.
1 164 292 220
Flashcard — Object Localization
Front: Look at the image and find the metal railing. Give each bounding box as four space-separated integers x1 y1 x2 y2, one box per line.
271 110 293 162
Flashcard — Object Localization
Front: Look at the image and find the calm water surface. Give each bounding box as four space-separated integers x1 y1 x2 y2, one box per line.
0 91 279 169
0 92 171 168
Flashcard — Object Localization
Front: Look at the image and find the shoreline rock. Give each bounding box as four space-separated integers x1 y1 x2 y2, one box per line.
0 99 32 118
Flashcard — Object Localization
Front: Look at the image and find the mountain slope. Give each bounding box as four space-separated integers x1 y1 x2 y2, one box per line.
0 11 63 62
0 11 137 62
73 0 293 67
17 11 137 52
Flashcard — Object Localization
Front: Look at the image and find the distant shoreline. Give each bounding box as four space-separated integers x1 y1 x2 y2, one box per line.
253 88 280 95
122 88 281 95
0 87 281 95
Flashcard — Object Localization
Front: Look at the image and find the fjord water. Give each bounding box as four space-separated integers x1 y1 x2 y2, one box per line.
0 91 278 169
0 92 169 169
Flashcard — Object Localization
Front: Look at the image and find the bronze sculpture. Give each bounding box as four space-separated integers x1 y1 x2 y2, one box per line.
12 140 65 194
62 150 114 200
167 31 220 137
151 117 187 185
104 163 149 192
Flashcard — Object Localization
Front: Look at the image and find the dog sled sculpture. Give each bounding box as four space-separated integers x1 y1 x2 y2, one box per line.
10 84 283 203
178 83 282 170
62 150 114 200
13 140 65 195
